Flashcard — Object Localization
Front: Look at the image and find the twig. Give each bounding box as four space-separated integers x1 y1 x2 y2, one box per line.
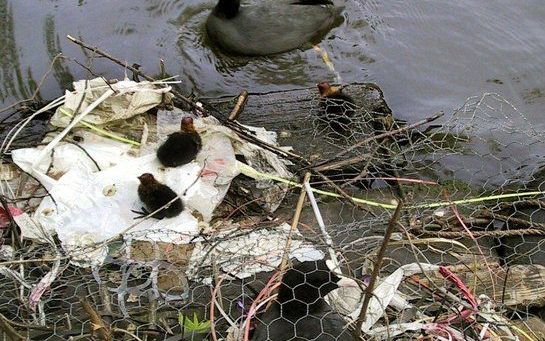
0 312 25 341
497 199 545 210
67 35 153 81
228 91 249 121
314 169 377 215
314 112 444 169
65 141 101 171
449 199 496 301
354 201 403 337
279 172 311 271
147 296 157 341
477 210 545 230
112 328 144 341
159 59 166 107
304 180 337 265
416 228 545 238
313 154 367 172
501 266 511 305
340 146 378 188
80 298 112 341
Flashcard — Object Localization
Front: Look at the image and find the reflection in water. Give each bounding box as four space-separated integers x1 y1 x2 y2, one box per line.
0 0 32 101
44 15 74 90
146 0 181 18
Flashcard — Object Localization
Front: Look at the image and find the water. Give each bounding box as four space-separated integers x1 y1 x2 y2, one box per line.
1 0 545 124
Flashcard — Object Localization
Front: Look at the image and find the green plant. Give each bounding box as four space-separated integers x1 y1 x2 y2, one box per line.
178 312 212 334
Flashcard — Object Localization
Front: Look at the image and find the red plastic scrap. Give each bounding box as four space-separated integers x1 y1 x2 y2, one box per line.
0 205 23 228
438 266 478 310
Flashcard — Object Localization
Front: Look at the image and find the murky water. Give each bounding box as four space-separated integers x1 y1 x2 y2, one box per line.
1 0 545 124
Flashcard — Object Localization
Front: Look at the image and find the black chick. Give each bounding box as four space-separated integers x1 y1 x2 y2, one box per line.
317 81 356 137
157 117 202 168
135 173 184 219
252 260 356 341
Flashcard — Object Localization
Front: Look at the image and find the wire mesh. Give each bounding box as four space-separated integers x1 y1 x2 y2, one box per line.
1 87 545 341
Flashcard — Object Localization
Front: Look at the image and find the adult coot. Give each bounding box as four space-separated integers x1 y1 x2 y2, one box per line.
206 0 344 56
252 260 356 341
135 173 184 219
157 117 202 168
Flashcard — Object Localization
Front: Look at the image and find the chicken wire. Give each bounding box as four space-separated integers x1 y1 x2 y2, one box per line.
1 91 545 340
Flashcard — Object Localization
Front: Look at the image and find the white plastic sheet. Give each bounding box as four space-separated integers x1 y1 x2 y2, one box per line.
49 77 172 127
11 117 239 266
328 263 438 332
12 105 295 269
187 223 324 280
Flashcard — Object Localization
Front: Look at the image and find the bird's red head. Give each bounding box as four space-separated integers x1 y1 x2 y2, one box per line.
138 173 157 185
317 81 331 96
181 116 196 132
317 81 342 97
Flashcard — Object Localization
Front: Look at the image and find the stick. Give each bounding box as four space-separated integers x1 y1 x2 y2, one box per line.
112 328 144 341
304 180 338 267
228 90 249 121
80 299 112 341
354 201 403 336
0 312 25 341
313 154 367 172
314 170 376 215
418 228 545 238
477 210 545 230
280 172 311 271
314 112 444 169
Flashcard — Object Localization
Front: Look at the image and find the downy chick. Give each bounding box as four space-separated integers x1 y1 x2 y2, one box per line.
252 260 356 341
157 117 202 168
317 81 356 136
136 173 183 219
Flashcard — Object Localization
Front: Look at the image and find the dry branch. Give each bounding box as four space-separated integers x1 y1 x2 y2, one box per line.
354 201 403 336
80 299 112 341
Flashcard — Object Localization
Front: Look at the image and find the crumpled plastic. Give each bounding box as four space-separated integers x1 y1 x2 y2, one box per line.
11 104 295 268
187 223 324 281
11 116 239 266
327 263 438 333
49 77 172 127
230 124 294 212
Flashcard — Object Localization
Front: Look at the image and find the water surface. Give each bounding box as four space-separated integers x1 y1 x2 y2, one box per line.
1 0 544 126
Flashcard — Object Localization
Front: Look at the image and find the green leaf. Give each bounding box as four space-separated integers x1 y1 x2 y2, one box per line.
178 312 211 333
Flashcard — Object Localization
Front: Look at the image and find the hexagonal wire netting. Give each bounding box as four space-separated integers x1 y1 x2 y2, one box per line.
1 89 545 341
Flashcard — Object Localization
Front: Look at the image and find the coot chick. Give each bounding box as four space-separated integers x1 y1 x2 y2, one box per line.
317 81 356 136
206 0 344 56
157 117 202 168
252 260 356 341
136 173 184 219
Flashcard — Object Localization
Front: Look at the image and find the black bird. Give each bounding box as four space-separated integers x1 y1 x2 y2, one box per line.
157 116 202 168
206 0 344 56
317 81 357 137
134 173 184 219
252 260 356 341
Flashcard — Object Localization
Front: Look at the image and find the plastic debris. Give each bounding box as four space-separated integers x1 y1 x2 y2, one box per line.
49 77 173 127
10 90 295 269
328 263 439 332
187 222 323 280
